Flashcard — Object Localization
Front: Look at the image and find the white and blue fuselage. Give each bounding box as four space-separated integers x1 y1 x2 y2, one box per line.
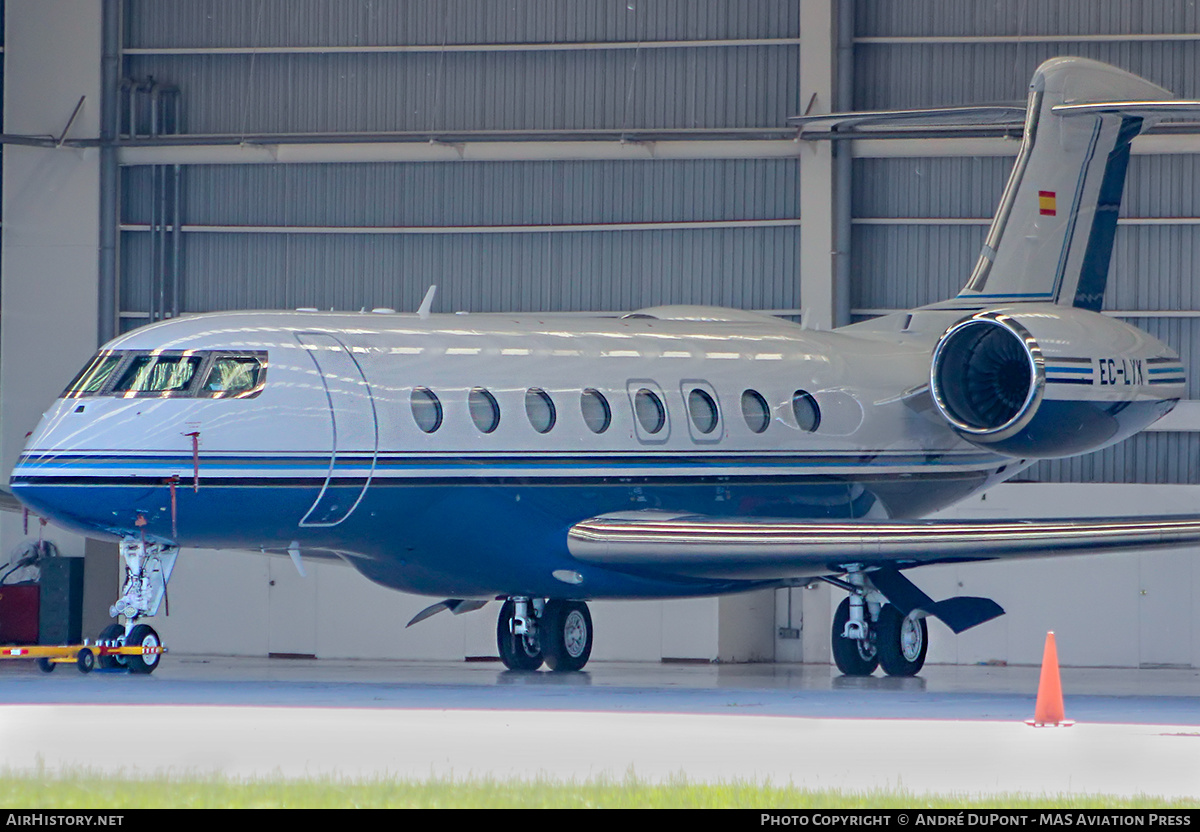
10 302 1177 601
10 58 1200 676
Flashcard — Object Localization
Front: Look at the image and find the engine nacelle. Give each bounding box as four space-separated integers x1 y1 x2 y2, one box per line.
930 305 1183 458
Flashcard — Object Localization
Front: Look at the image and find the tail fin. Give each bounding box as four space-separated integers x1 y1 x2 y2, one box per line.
958 57 1179 311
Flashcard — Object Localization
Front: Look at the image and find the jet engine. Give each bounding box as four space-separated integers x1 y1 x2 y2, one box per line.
929 305 1181 458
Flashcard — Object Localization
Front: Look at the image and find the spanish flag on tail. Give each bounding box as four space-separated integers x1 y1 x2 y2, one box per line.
1038 190 1057 216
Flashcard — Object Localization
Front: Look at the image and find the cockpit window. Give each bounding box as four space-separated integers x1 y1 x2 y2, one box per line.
113 355 203 394
63 349 268 399
200 355 265 398
63 352 124 397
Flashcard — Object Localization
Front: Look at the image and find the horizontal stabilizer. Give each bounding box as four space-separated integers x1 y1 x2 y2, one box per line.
1052 100 1200 119
867 568 1005 634
789 104 1026 138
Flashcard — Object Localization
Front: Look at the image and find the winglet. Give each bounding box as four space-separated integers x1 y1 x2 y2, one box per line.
417 285 437 320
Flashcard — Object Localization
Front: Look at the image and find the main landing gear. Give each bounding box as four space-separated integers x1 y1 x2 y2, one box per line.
830 570 928 678
497 597 594 672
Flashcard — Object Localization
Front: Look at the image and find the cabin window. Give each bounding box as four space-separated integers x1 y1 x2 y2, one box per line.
411 387 443 433
469 387 501 433
634 388 666 434
525 388 556 434
792 390 821 432
687 388 719 434
201 355 265 398
580 389 611 434
112 354 203 395
63 352 124 397
741 389 770 433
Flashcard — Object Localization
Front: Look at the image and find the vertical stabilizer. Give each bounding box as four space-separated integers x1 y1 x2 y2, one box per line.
958 58 1175 311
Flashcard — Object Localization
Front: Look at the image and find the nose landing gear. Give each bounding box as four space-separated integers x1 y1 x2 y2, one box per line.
100 536 178 674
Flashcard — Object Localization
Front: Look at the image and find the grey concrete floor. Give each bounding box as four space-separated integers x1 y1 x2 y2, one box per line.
1 656 1197 798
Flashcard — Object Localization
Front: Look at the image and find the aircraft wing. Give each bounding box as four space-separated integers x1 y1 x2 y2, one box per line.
567 510 1200 582
0 489 24 514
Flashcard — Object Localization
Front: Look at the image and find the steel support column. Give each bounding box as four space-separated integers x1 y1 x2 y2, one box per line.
798 0 839 331
98 0 121 344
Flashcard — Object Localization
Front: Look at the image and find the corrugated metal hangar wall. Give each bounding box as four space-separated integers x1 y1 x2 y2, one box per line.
118 1 804 322
3 0 1199 666
114 0 1200 486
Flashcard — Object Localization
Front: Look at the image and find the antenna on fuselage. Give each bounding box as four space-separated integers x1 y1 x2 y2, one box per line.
287 540 306 578
417 285 437 320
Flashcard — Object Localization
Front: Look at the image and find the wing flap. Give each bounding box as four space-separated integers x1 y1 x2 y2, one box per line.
568 510 1200 581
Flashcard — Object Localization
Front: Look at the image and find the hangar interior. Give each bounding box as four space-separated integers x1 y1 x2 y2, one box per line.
2 0 1198 668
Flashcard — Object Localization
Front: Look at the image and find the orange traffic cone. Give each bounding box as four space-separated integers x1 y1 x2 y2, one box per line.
1026 631 1075 727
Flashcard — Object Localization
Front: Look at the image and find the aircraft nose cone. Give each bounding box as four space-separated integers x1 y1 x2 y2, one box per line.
8 454 123 539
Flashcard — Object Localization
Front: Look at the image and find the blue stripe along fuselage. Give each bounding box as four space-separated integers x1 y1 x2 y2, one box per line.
11 448 1009 479
11 456 1007 599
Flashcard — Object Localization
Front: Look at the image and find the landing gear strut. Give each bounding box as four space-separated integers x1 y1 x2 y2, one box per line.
832 596 879 676
496 597 594 672
830 571 928 678
104 536 178 674
497 598 544 670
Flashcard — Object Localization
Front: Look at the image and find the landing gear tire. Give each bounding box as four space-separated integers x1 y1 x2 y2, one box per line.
876 603 928 677
541 600 593 672
125 624 161 675
97 623 126 670
832 597 879 677
497 599 544 671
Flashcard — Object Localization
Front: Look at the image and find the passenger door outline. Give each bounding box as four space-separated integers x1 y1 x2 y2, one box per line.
295 332 379 527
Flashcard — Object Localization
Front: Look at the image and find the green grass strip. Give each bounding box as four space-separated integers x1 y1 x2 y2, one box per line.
1 771 1197 809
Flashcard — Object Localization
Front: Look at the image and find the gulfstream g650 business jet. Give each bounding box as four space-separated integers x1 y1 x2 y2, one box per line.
12 58 1200 675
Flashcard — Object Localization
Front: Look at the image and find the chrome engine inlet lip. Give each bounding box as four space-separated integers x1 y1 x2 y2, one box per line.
930 311 1045 440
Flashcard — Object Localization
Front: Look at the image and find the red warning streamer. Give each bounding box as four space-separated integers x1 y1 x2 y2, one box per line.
167 475 179 538
184 431 201 492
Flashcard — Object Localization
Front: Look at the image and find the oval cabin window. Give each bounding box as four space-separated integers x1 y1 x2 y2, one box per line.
792 390 821 432
741 389 770 434
469 387 501 433
687 388 719 434
525 388 556 434
580 389 611 434
411 388 443 433
634 388 666 434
